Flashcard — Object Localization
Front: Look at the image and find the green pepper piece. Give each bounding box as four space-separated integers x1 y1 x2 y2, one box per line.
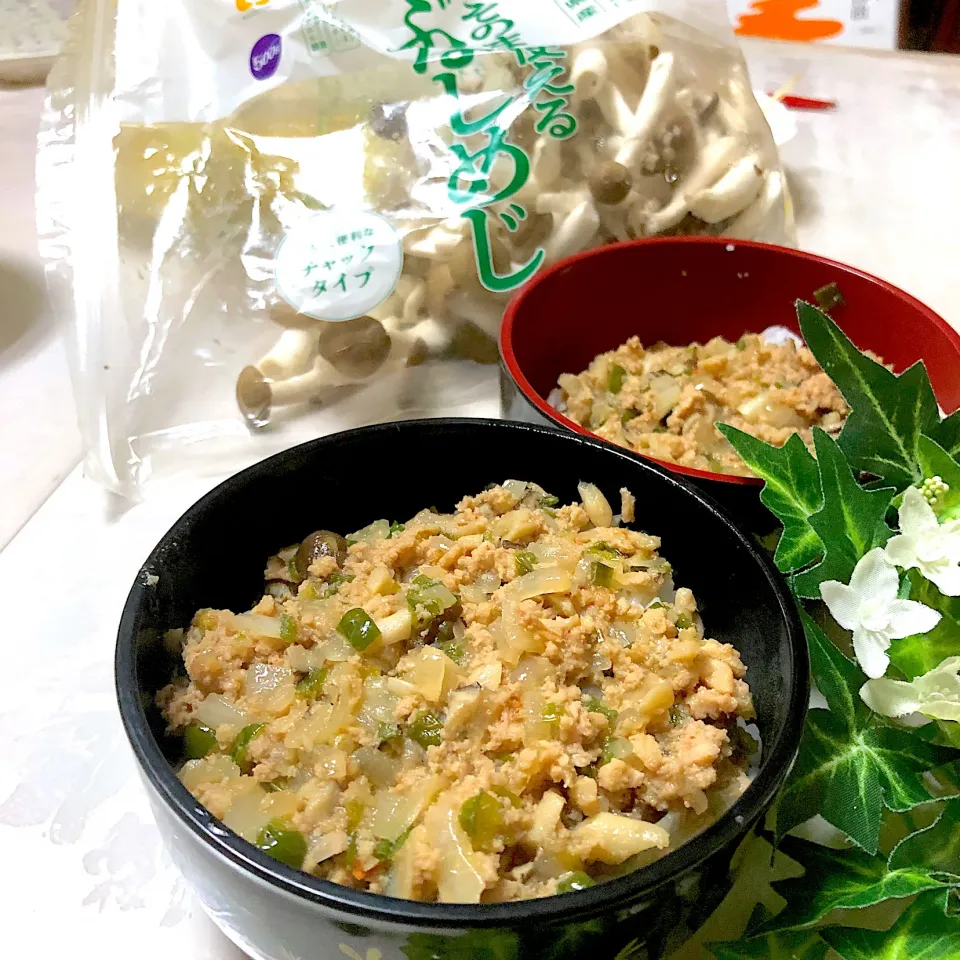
437 640 466 666
296 666 328 699
279 612 298 644
406 575 459 633
286 556 302 583
582 696 617 724
373 825 413 863
620 409 640 425
515 550 538 576
607 363 627 394
263 778 289 793
584 541 621 560
675 613 693 630
589 561 614 588
337 608 381 651
557 871 595 893
735 336 748 351
344 832 358 867
321 571 355 599
539 493 559 509
255 819 306 870
458 791 503 847
491 785 522 808
541 702 564 723
377 721 402 743
407 711 444 748
184 722 217 760
230 722 265 773
388 520 406 538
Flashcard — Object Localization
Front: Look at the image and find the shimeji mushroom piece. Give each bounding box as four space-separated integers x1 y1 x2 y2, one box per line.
570 47 609 102
530 137 563 191
688 155 764 224
257 327 320 380
544 197 601 265
643 136 742 235
446 290 503 339
724 170 786 241
615 52 677 174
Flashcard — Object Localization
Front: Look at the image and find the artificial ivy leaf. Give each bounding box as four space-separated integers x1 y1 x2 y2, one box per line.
710 929 827 960
932 408 960 459
757 836 955 933
791 429 894 598
890 570 960 679
797 300 939 490
717 425 823 573
775 613 960 853
917 434 960 521
888 800 960 878
820 889 960 960
403 929 519 960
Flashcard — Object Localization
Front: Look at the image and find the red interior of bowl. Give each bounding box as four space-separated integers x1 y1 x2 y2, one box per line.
501 237 960 486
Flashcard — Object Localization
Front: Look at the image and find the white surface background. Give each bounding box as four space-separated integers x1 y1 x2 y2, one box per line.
2 36 960 958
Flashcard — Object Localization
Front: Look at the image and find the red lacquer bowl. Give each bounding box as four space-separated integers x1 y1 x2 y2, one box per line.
500 237 960 520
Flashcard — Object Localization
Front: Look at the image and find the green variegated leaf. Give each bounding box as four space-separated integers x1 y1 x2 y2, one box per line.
890 570 960 680
710 929 827 960
775 614 960 853
757 837 956 933
917 435 960 521
821 889 960 960
888 800 960 878
797 301 939 490
932 409 960 459
791 430 894 599
717 426 823 573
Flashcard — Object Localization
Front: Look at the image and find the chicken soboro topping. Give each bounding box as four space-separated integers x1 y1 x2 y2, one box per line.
160 481 755 902
553 332 854 476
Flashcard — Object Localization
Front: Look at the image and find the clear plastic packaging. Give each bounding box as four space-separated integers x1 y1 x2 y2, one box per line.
38 0 794 497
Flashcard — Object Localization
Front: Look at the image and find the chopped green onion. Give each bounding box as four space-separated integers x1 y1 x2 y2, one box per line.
580 764 599 780
539 493 559 509
263 778 289 793
374 825 413 863
320 571 355 599
296 666 328 699
279 612 298 644
584 541 621 560
437 640 467 666
458 791 503 847
377 722 402 743
735 337 748 351
344 832 358 867
255 819 306 869
557 871 595 893
600 736 633 766
230 722 265 773
541 702 564 724
589 561 614 588
337 608 381 651
814 281 845 312
607 363 627 394
407 711 444 748
582 696 617 724
515 550 538 576
775 380 785 389
675 613 693 630
653 425 667 434
388 520 406 538
184 722 217 759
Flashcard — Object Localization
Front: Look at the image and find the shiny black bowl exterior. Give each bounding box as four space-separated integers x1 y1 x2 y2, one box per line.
116 419 807 960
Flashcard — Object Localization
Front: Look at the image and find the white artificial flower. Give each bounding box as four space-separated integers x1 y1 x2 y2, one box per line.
885 485 960 596
861 656 960 722
820 548 941 679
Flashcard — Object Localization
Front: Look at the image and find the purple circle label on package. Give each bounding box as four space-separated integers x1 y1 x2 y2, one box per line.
250 34 281 81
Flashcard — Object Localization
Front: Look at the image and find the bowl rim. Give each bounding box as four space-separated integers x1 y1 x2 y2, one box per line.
499 235 960 488
116 417 808 929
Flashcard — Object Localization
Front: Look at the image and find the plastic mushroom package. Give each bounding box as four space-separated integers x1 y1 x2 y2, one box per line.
38 0 794 496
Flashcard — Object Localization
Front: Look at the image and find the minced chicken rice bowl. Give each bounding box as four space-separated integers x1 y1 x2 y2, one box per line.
159 480 756 903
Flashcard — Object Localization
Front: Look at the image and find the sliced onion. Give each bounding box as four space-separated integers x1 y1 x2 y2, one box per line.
312 745 348 780
577 482 614 528
313 634 355 662
180 754 241 791
298 599 340 633
347 519 390 544
304 830 349 872
358 677 400 726
573 812 669 864
508 566 571 601
222 780 271 842
404 647 460 703
195 693 248 729
233 613 283 639
286 644 325 673
371 775 445 839
528 790 565 847
503 479 530 500
649 375 681 421
428 801 486 903
246 664 295 715
376 608 413 646
468 661 503 691
354 745 400 788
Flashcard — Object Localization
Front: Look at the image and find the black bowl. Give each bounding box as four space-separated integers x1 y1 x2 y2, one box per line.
116 419 807 960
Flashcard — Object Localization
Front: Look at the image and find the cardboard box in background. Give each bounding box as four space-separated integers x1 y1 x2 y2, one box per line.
727 0 902 50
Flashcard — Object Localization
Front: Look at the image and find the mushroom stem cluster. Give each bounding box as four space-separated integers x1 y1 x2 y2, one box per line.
238 14 788 421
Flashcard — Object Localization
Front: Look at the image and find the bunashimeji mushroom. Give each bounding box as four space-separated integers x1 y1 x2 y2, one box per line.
688 155 764 224
614 52 677 175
